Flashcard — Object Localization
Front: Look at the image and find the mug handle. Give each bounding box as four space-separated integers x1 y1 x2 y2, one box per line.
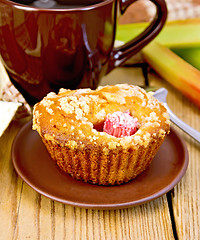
108 0 167 71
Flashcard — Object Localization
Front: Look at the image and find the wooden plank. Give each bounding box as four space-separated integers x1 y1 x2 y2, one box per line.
170 97 200 239
150 74 200 239
12 186 174 239
0 122 24 240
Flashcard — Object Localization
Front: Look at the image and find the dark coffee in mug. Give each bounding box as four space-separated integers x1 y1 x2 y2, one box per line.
0 0 167 105
12 0 102 9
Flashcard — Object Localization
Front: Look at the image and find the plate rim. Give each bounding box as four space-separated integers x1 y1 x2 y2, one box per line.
12 120 189 209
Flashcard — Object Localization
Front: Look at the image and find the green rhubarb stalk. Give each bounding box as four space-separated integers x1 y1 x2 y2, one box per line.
172 47 200 70
116 18 200 48
142 42 200 108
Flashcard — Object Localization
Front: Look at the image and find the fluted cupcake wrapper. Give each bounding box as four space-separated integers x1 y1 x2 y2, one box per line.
41 136 165 185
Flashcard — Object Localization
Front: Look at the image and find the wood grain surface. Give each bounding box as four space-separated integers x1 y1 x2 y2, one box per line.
0 67 200 240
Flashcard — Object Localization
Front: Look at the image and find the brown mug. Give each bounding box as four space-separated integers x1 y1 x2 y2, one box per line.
0 0 167 105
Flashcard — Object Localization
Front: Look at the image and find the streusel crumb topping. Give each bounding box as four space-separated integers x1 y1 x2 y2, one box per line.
33 84 170 149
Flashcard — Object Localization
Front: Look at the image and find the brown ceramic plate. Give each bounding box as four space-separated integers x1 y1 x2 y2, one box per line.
12 121 188 209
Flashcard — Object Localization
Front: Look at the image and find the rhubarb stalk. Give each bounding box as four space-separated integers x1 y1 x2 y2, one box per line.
142 42 200 108
116 19 200 48
172 47 200 70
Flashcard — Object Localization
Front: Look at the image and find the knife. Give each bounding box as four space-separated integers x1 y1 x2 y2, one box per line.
153 88 200 143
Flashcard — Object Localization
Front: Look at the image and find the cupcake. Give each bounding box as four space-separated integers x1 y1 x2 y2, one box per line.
32 84 170 185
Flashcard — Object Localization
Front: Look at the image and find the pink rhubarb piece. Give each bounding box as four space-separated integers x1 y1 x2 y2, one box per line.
103 111 138 137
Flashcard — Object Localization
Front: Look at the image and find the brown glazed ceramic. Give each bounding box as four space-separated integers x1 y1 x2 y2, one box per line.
12 121 189 209
0 0 167 105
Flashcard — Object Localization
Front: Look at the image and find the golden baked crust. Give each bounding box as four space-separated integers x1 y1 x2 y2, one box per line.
33 84 170 185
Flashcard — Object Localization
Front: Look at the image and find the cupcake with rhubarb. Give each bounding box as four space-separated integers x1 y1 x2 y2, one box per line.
32 84 170 185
